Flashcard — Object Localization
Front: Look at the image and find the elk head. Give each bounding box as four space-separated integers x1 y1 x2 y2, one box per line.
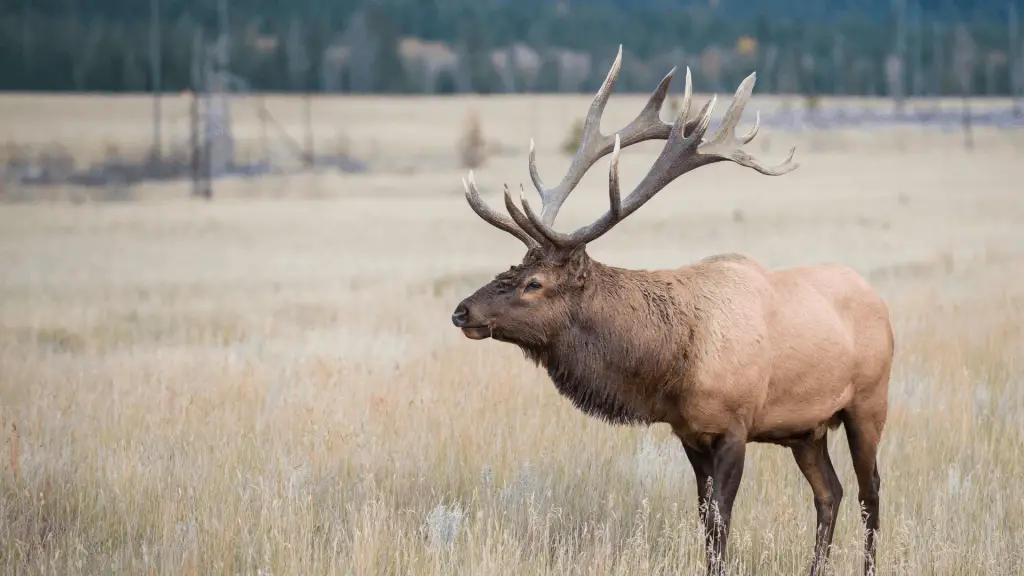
452 242 590 345
451 45 797 347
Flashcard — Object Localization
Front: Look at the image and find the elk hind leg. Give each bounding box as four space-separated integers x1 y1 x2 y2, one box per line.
683 445 720 573
842 407 885 576
791 429 843 576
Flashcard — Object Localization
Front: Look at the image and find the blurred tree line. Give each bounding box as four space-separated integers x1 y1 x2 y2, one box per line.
0 0 1020 96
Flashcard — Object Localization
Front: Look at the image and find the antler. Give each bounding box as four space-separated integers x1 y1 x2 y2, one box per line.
461 45 797 250
462 172 541 249
517 69 798 248
463 44 707 248
528 44 706 227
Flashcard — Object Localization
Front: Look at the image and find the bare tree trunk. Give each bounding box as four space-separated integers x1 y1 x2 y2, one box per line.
764 45 779 94
932 21 944 96
22 0 33 69
73 23 103 91
953 25 976 150
833 35 845 95
191 29 212 199
912 0 924 97
345 11 377 94
149 0 162 160
218 0 230 78
885 55 904 112
259 98 269 166
1010 2 1021 115
893 0 907 115
1020 39 1024 116
303 94 314 167
985 56 997 97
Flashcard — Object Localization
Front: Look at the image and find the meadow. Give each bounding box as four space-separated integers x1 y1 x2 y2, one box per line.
1 91 1023 574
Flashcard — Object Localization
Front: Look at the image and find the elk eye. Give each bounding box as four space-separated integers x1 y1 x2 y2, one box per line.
525 278 542 292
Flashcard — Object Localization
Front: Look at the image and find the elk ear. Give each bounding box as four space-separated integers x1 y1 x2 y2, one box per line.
565 244 590 286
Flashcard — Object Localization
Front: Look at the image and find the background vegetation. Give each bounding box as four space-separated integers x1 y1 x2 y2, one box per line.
1 0 1022 95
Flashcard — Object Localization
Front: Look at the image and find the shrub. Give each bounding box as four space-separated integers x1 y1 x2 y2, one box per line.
561 117 584 155
458 110 487 169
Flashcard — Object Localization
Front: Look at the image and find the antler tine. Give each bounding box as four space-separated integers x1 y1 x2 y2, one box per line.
529 45 689 228
503 184 548 245
520 131 631 247
696 71 799 176
462 172 541 249
528 45 622 227
608 134 622 221
518 71 798 248
518 134 625 246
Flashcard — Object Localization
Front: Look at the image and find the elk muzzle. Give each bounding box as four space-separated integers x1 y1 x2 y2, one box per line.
451 301 491 340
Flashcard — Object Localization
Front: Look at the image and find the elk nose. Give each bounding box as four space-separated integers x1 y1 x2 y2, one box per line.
451 304 469 327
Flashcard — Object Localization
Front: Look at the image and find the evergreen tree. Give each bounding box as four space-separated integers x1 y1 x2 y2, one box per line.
0 0 1016 95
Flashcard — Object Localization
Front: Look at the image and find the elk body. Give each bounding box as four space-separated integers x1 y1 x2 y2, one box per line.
450 46 893 576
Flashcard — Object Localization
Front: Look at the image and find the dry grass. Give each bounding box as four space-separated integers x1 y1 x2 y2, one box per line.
1 91 1023 177
1 93 1023 575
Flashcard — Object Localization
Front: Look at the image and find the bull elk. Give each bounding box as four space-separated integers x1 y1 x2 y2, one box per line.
450 46 893 575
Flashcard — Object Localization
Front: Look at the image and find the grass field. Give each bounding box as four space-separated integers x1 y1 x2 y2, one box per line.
1 92 1023 575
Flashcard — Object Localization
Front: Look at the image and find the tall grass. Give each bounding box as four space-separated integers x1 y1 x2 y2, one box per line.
1 112 1022 574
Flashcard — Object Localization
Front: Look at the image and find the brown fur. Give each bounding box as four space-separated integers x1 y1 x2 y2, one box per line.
454 245 893 574
457 246 892 442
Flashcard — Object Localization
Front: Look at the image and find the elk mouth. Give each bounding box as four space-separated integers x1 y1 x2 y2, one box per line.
460 325 492 340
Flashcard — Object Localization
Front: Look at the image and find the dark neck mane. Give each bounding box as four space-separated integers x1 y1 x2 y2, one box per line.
516 262 693 426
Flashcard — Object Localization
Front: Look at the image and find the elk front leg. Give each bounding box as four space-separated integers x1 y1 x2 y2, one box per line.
682 430 747 576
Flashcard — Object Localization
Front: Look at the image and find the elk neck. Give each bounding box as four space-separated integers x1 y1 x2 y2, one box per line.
519 260 699 426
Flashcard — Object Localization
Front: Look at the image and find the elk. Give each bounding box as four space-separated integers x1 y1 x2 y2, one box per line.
450 46 893 576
